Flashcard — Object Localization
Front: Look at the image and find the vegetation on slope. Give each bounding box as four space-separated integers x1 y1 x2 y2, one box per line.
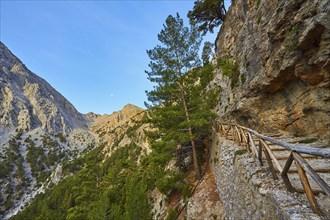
13 60 219 220
12 117 184 220
0 133 67 216
12 2 224 218
145 13 219 180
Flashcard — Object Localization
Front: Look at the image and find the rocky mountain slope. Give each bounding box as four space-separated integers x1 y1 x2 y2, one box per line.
9 103 151 219
0 42 165 219
0 42 96 219
0 42 89 137
88 104 149 157
213 0 330 139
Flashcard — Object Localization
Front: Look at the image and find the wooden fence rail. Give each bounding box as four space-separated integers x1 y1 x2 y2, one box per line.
215 122 330 215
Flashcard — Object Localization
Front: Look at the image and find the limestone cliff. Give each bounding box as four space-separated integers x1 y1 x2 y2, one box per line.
213 0 330 139
0 42 89 137
0 42 95 219
88 104 149 158
88 103 144 130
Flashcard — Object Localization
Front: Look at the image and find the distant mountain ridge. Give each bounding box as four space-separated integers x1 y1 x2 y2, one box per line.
0 42 89 138
88 104 144 128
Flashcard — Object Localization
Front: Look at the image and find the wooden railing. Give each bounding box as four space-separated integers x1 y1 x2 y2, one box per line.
214 122 330 215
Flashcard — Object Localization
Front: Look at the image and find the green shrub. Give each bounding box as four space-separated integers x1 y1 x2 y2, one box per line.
284 24 300 52
55 133 66 143
42 135 57 148
241 74 246 84
257 14 262 24
166 207 178 220
15 131 22 140
234 149 247 155
155 172 184 195
217 56 240 89
182 183 191 201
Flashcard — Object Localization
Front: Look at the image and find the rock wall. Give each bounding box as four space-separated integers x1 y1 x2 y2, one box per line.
210 132 326 219
88 104 147 157
88 104 144 131
213 0 330 139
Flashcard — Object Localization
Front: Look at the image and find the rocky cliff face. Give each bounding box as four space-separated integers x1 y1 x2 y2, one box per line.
213 0 330 139
0 42 150 219
88 104 149 158
88 104 144 131
0 42 96 219
0 42 89 137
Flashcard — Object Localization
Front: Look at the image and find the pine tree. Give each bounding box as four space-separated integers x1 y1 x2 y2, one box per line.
202 41 214 65
145 13 218 180
188 0 226 35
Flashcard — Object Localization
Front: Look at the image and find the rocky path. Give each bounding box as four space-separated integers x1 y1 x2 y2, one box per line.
230 133 330 195
224 131 330 217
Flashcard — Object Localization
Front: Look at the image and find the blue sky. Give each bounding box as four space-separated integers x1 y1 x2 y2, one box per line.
1 0 230 114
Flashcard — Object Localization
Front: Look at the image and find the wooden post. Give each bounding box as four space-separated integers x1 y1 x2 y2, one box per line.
260 139 278 180
221 124 226 136
231 126 236 142
223 125 228 137
293 152 330 197
228 126 233 141
233 126 238 142
281 152 295 192
260 139 283 173
241 128 250 153
225 126 231 136
258 140 263 166
235 126 242 143
294 156 322 215
248 132 258 157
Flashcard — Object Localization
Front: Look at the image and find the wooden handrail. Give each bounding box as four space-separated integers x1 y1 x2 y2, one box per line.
215 122 330 216
293 152 330 197
220 123 330 158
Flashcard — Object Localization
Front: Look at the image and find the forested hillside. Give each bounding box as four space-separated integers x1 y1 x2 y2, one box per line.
11 11 223 218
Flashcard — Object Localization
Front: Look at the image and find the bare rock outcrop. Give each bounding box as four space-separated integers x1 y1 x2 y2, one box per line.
0 42 89 138
88 104 144 129
214 0 330 139
88 104 149 157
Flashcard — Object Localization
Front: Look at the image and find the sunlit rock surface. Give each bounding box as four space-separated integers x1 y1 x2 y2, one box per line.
213 0 330 139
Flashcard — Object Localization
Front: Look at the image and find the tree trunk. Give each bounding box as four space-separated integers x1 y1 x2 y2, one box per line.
188 126 201 180
178 84 201 180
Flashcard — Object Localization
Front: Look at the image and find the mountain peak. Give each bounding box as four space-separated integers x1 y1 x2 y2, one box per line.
90 103 144 130
0 42 89 136
122 103 144 112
